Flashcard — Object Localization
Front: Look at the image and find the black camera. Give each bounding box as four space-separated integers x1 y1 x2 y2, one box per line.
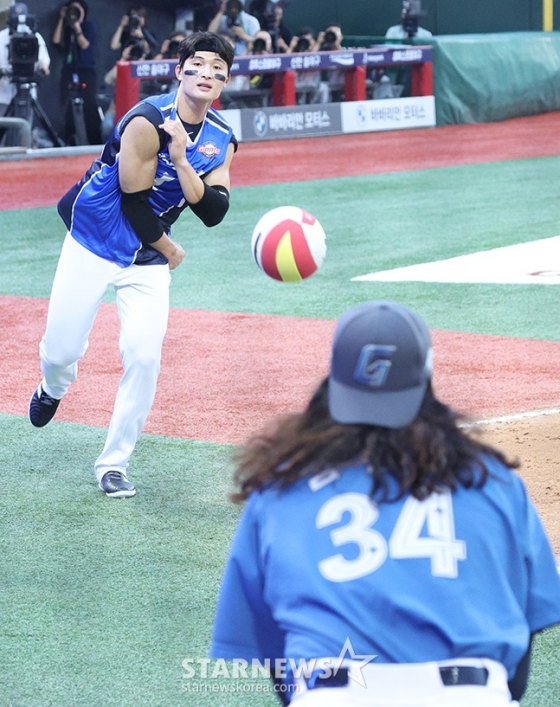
320 29 337 51
128 12 141 31
65 4 82 25
293 36 311 53
225 0 243 27
251 37 267 53
124 38 145 60
401 0 424 38
165 39 181 58
7 10 39 80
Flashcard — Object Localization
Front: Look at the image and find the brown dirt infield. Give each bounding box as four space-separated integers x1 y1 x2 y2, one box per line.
2 297 560 552
1 113 560 553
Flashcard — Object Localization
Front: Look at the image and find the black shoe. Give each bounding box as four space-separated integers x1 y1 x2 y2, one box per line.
99 471 136 498
29 385 60 427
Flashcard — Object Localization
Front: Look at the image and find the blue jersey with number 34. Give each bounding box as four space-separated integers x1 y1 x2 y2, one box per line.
211 458 560 679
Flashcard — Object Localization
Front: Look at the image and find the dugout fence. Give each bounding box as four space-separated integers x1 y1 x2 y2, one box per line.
114 46 434 122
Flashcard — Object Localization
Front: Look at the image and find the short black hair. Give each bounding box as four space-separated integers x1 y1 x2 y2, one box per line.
178 31 235 73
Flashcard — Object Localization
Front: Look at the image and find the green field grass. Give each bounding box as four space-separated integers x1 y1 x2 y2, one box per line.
4 156 560 338
1 154 559 705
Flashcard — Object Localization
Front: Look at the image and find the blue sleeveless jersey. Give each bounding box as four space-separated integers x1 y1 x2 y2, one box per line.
211 458 560 679
58 91 236 267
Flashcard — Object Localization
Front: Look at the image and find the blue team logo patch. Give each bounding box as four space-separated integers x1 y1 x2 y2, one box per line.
354 344 396 387
197 141 221 158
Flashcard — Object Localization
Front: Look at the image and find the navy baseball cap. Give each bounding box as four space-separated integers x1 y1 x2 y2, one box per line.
328 300 433 428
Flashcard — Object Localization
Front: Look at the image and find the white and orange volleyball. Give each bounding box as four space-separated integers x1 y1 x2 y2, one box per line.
251 206 327 282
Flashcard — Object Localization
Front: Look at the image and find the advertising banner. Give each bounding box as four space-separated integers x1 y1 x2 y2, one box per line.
341 96 436 133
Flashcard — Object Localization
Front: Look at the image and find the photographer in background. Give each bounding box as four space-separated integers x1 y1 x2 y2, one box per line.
288 26 329 105
153 30 187 60
100 37 148 142
386 0 433 39
316 23 345 102
0 2 50 118
110 6 158 59
208 0 260 56
287 25 315 54
247 30 274 92
248 0 291 53
52 0 101 145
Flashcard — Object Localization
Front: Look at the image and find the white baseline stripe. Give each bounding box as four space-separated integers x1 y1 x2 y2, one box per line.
466 407 560 427
352 235 560 284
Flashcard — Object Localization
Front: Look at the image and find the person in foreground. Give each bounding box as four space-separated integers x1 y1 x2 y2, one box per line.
211 300 560 706
29 32 236 498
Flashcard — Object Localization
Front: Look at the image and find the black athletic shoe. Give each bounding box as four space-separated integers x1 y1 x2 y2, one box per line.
29 385 61 427
99 471 136 498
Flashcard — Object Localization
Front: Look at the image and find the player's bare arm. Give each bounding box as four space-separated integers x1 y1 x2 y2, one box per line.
203 142 235 192
159 118 235 227
119 116 185 270
159 116 205 204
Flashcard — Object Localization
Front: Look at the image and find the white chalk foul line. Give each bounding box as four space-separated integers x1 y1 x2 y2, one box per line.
470 408 560 426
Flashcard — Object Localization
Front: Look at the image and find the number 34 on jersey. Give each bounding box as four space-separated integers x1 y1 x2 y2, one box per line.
316 491 467 583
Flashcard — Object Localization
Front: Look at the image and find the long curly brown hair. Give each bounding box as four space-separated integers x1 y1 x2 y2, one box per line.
231 378 519 503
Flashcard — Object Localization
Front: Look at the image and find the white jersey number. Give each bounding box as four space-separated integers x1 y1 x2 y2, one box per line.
390 493 467 578
316 492 388 582
316 491 466 582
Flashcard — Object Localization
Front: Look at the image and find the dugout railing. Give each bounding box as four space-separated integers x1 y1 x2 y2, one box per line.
114 46 433 122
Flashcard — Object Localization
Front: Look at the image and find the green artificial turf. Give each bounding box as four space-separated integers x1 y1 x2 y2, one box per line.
3 156 560 339
0 412 558 706
0 414 261 706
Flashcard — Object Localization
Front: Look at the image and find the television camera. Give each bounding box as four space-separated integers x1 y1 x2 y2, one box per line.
7 5 39 81
1 4 64 147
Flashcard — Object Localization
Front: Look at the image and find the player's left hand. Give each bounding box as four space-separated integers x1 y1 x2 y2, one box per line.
159 117 188 166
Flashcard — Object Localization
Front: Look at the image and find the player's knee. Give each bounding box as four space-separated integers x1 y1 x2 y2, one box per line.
43 344 83 370
122 348 162 374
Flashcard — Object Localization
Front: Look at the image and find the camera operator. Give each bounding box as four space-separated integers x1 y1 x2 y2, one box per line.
0 2 50 118
153 30 187 60
100 38 148 143
248 0 291 53
52 0 101 145
208 0 260 56
110 6 158 59
317 23 345 103
385 0 433 39
288 27 329 105
247 30 274 92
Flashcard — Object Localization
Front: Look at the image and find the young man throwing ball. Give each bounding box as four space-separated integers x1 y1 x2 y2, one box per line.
29 32 236 498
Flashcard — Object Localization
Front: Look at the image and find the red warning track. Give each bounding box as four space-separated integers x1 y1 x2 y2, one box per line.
2 296 560 445
1 110 560 210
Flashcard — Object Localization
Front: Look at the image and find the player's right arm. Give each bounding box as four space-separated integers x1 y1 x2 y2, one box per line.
119 116 185 270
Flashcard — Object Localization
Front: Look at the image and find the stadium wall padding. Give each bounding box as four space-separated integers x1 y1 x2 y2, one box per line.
423 32 560 125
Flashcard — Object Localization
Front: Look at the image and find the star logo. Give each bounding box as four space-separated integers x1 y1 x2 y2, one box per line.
331 637 377 688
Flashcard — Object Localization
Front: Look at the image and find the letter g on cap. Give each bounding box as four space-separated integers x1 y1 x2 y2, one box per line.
354 344 396 387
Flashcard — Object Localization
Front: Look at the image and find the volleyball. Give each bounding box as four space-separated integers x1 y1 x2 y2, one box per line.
251 206 327 282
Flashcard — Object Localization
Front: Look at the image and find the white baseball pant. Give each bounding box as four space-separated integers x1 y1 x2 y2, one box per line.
39 234 171 482
290 657 518 707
